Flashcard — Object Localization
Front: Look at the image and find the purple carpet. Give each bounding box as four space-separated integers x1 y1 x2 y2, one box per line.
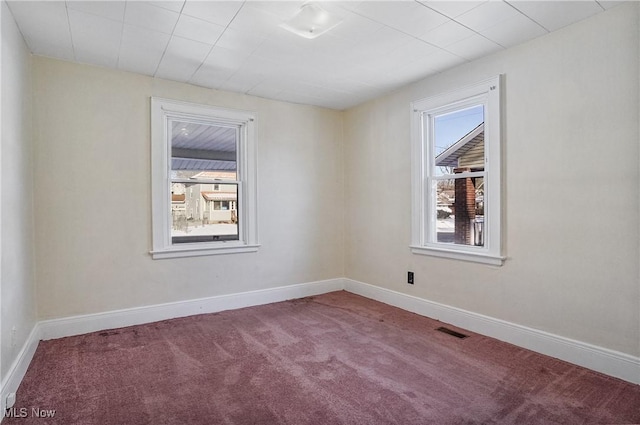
5 291 640 424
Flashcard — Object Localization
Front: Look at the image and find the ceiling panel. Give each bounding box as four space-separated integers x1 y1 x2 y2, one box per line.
150 1 185 13
220 71 266 94
68 9 122 68
6 0 618 110
420 49 467 74
226 3 283 38
124 2 179 34
206 46 252 70
326 10 383 41
507 1 604 32
173 14 225 45
118 24 170 75
181 1 243 26
480 12 547 48
420 20 477 48
30 41 76 63
66 1 125 21
7 1 73 58
596 1 625 9
353 1 448 36
347 25 418 61
387 37 442 63
155 35 212 82
214 27 266 56
446 34 503 61
419 1 487 18
248 1 305 19
189 63 235 90
456 1 523 32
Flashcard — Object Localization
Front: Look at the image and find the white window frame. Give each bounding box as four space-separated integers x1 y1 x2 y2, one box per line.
150 97 259 259
410 75 504 266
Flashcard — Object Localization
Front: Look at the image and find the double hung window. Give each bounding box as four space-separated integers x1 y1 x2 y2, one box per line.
151 98 258 259
410 76 503 265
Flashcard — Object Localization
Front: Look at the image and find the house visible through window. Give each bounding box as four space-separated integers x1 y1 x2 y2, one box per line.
151 98 258 259
410 76 503 265
171 122 239 243
433 106 485 246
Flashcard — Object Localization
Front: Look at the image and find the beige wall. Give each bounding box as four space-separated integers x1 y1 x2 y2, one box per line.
344 3 640 356
32 58 344 319
1 1 36 379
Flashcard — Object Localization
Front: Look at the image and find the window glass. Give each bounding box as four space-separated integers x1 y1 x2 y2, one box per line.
431 105 485 247
434 177 484 246
433 106 484 175
171 121 237 180
170 121 239 244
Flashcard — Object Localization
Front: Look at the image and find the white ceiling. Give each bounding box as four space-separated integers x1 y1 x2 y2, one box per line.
7 0 624 110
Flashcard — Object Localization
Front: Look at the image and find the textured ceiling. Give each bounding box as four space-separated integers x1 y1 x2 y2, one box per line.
7 0 623 110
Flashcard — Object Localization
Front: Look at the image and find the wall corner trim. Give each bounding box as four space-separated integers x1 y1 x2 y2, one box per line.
0 324 42 419
343 278 640 385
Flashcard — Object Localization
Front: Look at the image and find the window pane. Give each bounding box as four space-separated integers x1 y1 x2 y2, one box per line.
436 177 484 246
171 121 237 180
171 182 239 243
433 105 484 176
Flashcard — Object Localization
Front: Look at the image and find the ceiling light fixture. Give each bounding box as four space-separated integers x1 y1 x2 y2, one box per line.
279 3 342 39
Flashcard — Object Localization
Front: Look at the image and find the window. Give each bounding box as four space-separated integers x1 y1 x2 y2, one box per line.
151 98 258 259
410 75 503 265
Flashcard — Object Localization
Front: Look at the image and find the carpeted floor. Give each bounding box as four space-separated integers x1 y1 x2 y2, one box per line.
5 291 640 424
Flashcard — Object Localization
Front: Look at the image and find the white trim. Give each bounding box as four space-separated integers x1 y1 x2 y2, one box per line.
38 279 344 341
410 245 505 266
0 4 4 414
150 243 260 259
0 325 41 417
343 279 640 385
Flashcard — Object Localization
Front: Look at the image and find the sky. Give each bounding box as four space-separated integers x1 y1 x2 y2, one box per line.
433 105 484 157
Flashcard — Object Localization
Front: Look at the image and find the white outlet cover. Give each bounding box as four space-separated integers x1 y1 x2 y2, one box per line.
6 392 16 408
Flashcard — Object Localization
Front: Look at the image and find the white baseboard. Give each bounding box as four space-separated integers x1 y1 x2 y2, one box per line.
2 275 637 421
343 278 640 385
39 278 345 340
0 324 42 417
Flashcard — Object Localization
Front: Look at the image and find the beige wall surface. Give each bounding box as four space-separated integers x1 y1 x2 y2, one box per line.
344 3 640 356
32 58 344 319
1 2 36 378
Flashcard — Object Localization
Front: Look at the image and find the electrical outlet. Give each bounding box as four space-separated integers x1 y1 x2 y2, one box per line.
407 271 414 284
10 327 16 348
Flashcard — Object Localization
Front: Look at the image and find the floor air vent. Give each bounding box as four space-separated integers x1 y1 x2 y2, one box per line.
436 327 469 339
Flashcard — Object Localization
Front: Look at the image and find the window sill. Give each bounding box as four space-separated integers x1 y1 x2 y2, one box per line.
150 243 260 260
410 245 505 266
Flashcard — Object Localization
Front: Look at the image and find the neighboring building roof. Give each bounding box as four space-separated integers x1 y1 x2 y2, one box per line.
192 171 237 180
435 123 484 168
201 192 237 201
172 158 236 171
